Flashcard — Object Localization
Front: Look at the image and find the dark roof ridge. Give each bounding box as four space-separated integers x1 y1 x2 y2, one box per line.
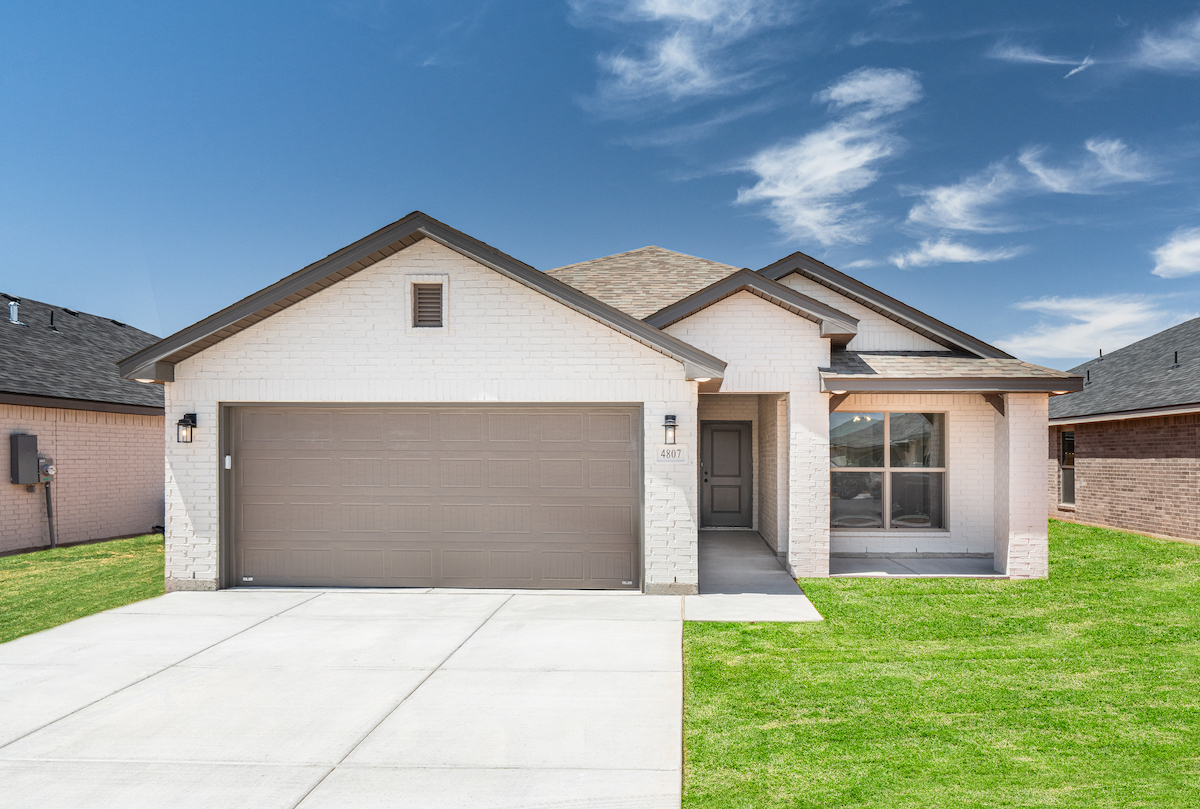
118 211 727 383
757 251 1014 359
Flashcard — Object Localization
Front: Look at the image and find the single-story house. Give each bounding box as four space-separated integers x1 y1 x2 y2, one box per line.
118 212 1081 593
1049 317 1200 541
2 294 164 554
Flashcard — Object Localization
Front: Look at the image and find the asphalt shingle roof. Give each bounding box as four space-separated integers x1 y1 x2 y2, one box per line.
0 294 164 408
1049 316 1200 419
824 351 1080 380
546 246 740 319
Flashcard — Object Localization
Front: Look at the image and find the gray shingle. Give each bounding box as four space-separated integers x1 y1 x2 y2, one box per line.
823 351 1079 380
1049 316 1200 419
0 294 163 408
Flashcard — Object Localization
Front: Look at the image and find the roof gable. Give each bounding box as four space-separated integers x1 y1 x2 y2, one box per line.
118 212 726 383
757 251 1013 359
643 268 858 346
546 246 739 319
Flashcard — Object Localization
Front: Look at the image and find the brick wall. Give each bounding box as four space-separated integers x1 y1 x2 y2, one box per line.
996 393 1049 578
1048 415 1200 541
664 290 829 576
832 393 997 555
757 393 788 555
697 393 759 530
1 403 163 553
166 239 698 592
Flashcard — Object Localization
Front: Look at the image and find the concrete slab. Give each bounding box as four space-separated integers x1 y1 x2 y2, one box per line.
829 556 1006 577
828 557 918 576
698 530 801 595
105 590 318 617
896 557 1003 577
493 593 682 621
298 766 680 809
0 760 326 809
345 669 681 771
181 617 484 670
0 664 431 765
443 618 682 672
684 594 824 622
283 592 508 620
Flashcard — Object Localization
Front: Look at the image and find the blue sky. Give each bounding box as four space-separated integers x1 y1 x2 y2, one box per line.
2 1 1200 369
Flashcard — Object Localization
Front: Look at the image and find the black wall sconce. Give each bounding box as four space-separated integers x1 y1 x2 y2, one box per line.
176 413 197 443
663 414 677 445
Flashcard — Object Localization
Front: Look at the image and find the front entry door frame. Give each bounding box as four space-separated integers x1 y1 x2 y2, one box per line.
700 420 753 528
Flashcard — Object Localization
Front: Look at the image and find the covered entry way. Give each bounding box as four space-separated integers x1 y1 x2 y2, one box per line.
225 405 642 590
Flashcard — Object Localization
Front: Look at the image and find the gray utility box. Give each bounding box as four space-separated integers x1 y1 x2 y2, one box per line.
10 434 38 485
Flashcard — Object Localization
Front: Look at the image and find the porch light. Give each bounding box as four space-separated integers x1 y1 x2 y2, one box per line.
176 413 197 443
693 377 711 383
830 390 847 395
663 415 677 445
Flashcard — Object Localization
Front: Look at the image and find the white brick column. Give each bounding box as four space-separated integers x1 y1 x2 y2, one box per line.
994 393 1050 578
788 386 830 577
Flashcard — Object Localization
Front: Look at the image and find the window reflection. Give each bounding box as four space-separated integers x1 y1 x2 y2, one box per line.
830 413 884 467
831 471 884 527
890 472 944 528
889 413 945 468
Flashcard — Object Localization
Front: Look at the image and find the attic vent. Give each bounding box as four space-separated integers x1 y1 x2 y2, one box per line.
61 308 79 317
413 283 443 328
110 319 127 328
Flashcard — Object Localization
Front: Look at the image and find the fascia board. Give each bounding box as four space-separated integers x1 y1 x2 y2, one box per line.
1049 401 1200 425
820 375 1085 393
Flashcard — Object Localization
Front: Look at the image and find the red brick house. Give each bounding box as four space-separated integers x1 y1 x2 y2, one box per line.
1 294 164 554
1048 317 1200 541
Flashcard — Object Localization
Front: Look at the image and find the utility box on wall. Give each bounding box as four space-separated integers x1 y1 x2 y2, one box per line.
10 434 38 485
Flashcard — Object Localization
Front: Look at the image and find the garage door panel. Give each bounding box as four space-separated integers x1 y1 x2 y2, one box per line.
231 406 641 589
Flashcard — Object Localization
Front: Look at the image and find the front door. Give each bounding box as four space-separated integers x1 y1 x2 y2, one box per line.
700 421 752 528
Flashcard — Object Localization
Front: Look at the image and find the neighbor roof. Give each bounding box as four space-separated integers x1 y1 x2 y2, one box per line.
118 212 727 384
1049 316 1200 420
821 351 1082 394
0 294 163 414
758 251 1014 359
546 246 741 320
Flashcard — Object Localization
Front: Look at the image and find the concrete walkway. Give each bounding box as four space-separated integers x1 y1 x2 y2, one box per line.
0 590 683 808
830 556 1005 578
686 530 823 622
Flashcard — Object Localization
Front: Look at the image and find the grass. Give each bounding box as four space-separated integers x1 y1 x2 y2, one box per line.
0 534 165 644
684 521 1200 808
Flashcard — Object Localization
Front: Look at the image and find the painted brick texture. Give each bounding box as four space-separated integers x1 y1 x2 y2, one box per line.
996 393 1049 578
833 393 997 555
1 404 164 554
697 394 760 530
1048 415 1200 541
165 240 698 592
665 291 828 576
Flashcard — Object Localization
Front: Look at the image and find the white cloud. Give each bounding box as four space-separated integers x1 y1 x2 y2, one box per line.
1133 13 1200 73
1019 138 1154 193
1152 227 1200 278
736 67 922 246
906 163 1021 232
994 295 1193 360
573 0 792 108
889 238 1023 269
988 41 1095 77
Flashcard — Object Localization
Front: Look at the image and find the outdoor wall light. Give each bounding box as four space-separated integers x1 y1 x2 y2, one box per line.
693 377 711 383
176 413 197 443
663 414 677 445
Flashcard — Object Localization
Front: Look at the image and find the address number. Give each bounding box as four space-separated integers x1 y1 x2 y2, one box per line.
656 445 688 463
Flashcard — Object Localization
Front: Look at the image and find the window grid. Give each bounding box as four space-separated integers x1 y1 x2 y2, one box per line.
832 411 947 530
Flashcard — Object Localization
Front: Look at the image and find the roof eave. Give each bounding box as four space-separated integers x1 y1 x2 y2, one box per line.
820 374 1084 394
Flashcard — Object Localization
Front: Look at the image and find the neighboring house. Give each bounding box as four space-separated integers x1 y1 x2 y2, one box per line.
1048 317 1200 541
118 212 1081 593
1 294 164 554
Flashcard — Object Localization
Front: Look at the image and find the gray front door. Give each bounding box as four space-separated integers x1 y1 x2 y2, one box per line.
228 405 642 590
700 421 752 528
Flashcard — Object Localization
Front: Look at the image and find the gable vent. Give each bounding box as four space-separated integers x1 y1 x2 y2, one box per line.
413 283 443 328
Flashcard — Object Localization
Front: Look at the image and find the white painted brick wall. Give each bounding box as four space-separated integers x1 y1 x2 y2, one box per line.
777 274 948 352
833 393 996 555
665 291 830 576
164 240 698 592
697 394 759 530
995 393 1050 578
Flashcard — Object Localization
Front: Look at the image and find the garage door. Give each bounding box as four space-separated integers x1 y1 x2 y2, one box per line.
228 405 642 589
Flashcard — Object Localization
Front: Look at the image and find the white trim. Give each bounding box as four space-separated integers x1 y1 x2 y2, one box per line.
1049 402 1200 425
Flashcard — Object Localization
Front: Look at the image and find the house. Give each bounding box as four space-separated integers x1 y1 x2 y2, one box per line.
1048 317 1200 541
2 294 164 554
117 212 1081 593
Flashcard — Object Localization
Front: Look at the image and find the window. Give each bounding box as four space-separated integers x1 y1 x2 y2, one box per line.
412 283 443 328
830 412 946 529
1060 430 1075 505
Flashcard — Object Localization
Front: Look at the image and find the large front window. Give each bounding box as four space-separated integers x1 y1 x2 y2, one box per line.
831 412 946 529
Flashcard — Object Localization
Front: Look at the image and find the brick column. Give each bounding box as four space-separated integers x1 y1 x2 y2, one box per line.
994 393 1050 578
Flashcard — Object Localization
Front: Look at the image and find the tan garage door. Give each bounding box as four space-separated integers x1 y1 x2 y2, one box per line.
229 405 642 589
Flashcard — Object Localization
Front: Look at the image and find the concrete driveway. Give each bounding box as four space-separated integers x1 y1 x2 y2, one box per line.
0 590 683 808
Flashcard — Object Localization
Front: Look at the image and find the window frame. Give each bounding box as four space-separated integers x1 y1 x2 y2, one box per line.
1059 429 1075 506
830 410 949 531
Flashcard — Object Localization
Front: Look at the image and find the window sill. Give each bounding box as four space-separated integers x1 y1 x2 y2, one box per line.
1056 504 1076 512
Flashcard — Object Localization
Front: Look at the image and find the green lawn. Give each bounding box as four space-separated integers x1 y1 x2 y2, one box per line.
0 534 165 644
684 521 1200 808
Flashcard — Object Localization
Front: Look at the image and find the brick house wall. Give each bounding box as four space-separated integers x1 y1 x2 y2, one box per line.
1049 414 1200 541
165 239 698 593
1 403 164 554
697 393 760 531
